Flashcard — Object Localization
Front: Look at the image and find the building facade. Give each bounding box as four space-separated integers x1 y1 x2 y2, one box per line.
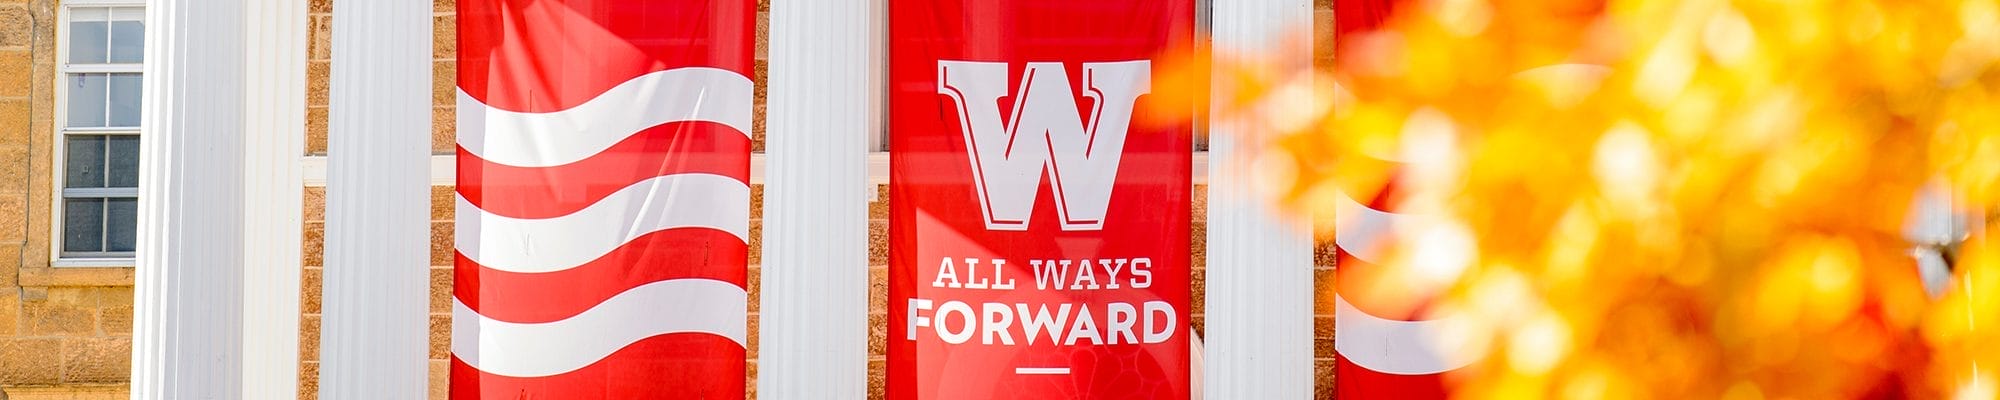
0 0 1342 398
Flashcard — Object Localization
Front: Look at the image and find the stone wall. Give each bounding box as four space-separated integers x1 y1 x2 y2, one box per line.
0 0 138 398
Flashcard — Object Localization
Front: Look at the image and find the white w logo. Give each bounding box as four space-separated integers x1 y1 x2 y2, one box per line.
938 60 1152 231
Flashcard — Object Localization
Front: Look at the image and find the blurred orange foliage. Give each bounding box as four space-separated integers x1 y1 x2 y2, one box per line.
1168 0 2000 398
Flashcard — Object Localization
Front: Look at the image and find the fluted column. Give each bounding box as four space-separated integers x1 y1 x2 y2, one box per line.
757 0 882 398
132 0 246 397
1205 0 1316 398
241 0 308 396
320 0 433 397
133 0 305 397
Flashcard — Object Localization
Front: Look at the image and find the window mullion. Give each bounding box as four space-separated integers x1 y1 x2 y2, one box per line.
98 199 109 252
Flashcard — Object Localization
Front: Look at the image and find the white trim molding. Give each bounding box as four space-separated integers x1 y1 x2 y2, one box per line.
1204 0 1316 398
755 0 883 397
131 0 306 397
317 0 433 397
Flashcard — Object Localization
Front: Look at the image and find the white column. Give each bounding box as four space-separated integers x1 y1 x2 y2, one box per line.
132 0 305 397
240 0 308 397
1205 0 1315 398
320 0 433 397
757 0 882 398
132 0 245 397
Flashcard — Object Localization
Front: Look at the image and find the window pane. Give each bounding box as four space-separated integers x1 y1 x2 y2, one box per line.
108 74 141 127
106 198 136 252
67 74 108 128
65 135 106 188
107 135 139 188
63 198 106 253
68 19 108 64
109 20 144 63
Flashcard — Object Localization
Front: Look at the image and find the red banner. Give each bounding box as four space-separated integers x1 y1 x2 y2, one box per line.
452 1 752 399
888 1 1195 399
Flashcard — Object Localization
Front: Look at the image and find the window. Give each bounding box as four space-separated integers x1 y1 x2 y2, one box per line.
55 1 145 262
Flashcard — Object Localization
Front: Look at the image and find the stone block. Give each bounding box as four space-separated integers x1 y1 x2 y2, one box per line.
1315 359 1338 400
432 106 455 154
308 15 332 61
867 359 885 399
430 186 453 221
746 219 761 265
753 11 768 61
0 6 28 48
307 61 329 107
745 266 759 313
1314 232 1340 267
744 314 757 360
432 60 454 107
23 297 94 335
748 185 762 220
61 336 131 383
302 222 324 266
307 106 328 155
298 361 319 400
430 221 451 266
429 359 449 400
867 312 885 358
433 15 456 61
0 193 23 241
868 266 886 313
0 338 62 384
745 361 758 400
299 314 319 363
45 286 89 306
0 243 18 287
0 288 17 335
98 302 132 335
301 267 321 314
0 51 25 97
92 287 132 307
1189 267 1205 316
304 187 326 221
1314 268 1336 315
429 267 450 313
1315 9 1337 66
429 313 450 360
867 221 887 265
0 99 28 146
750 104 765 153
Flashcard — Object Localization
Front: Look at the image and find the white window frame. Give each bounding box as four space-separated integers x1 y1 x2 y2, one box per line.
52 0 148 267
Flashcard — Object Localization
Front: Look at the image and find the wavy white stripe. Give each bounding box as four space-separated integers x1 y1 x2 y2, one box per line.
452 278 747 378
458 67 754 167
1336 188 1448 266
1334 295 1475 375
456 173 749 273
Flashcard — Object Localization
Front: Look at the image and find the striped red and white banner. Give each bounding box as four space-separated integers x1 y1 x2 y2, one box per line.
1330 2 1473 397
452 1 754 399
1332 168 1469 399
